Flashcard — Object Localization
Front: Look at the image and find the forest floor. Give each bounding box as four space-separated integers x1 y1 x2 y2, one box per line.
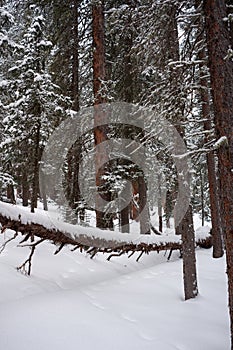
0 212 230 350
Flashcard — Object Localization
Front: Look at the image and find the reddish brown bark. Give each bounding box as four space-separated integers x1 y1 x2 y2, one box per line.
6 184 15 204
203 0 233 346
72 0 79 112
92 1 105 106
92 1 113 229
198 37 224 258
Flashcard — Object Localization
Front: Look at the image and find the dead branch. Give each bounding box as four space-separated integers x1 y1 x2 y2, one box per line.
54 243 65 255
17 246 36 276
150 224 162 235
16 239 45 275
107 251 125 261
19 233 32 244
128 250 136 258
71 244 81 252
86 246 97 255
167 248 174 261
90 249 98 259
0 232 18 254
18 238 45 248
136 250 144 262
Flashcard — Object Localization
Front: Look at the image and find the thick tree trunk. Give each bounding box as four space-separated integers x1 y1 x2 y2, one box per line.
138 175 150 235
202 87 224 257
182 205 198 300
92 1 106 106
203 0 233 346
166 3 198 299
119 205 130 233
72 0 79 112
196 20 224 257
71 1 85 223
92 1 113 230
6 184 15 204
165 189 172 229
71 142 85 223
226 1 233 45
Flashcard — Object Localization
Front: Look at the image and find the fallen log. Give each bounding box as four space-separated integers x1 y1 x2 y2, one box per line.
0 202 212 275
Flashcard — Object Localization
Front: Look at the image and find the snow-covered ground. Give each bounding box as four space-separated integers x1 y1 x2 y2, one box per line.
0 229 230 350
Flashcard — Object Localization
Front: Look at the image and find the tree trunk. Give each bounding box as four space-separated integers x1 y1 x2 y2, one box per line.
72 0 79 112
165 189 172 228
200 169 205 227
92 1 113 230
119 205 130 233
182 205 198 300
39 168 48 211
201 78 224 257
203 0 233 346
196 14 224 257
71 1 85 223
166 3 198 299
71 142 85 223
138 175 150 234
31 121 40 213
6 183 15 204
158 174 163 233
22 169 29 207
226 0 233 45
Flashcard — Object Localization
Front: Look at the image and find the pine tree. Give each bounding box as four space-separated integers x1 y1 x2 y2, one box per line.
2 5 70 209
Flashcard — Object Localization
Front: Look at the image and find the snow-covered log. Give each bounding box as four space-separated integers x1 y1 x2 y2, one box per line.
0 202 212 274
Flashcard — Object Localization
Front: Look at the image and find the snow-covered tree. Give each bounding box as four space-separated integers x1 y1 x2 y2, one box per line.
1 5 71 210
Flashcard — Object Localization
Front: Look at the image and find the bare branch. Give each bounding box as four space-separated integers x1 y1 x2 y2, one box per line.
0 232 18 254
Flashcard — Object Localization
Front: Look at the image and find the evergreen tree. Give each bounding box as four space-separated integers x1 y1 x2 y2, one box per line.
1 5 70 209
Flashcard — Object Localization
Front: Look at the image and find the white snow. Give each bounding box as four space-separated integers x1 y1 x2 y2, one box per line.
0 232 230 350
37 39 52 47
214 136 228 149
195 225 212 240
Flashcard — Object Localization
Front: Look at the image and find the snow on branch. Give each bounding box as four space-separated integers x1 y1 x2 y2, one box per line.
214 136 228 149
0 202 212 275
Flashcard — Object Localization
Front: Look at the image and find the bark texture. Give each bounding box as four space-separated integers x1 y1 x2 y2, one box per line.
203 0 233 346
31 120 41 213
92 1 113 229
181 205 198 300
72 0 79 112
197 27 224 258
22 169 29 207
166 3 198 299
